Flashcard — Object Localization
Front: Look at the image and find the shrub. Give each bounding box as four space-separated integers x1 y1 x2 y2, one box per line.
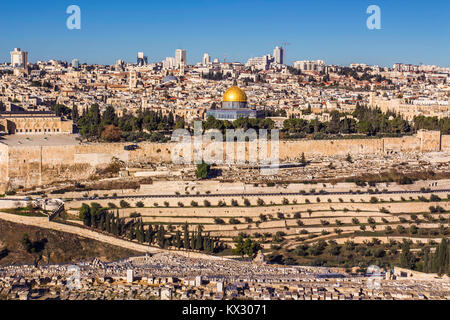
214 218 225 224
136 201 144 208
229 218 241 224
119 200 130 208
430 194 441 202
204 200 211 207
243 198 251 206
396 225 406 234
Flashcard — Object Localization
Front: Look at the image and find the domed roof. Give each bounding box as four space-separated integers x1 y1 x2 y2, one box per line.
222 86 247 102
163 75 178 83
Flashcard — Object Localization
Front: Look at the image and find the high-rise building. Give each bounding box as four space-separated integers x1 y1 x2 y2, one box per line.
115 59 125 71
175 49 186 68
163 57 176 69
273 46 284 65
71 59 80 69
137 52 148 66
202 53 211 66
10 48 28 68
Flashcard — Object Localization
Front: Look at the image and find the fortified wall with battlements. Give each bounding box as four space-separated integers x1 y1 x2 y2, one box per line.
0 130 447 192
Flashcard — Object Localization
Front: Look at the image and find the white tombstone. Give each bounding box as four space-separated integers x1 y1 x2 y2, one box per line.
195 275 202 287
126 269 134 283
160 287 172 300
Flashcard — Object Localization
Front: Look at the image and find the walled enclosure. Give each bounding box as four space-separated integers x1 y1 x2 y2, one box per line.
0 131 446 192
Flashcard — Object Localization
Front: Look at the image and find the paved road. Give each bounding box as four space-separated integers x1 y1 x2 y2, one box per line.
73 188 450 202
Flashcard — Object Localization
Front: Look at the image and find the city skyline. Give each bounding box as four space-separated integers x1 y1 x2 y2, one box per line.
0 0 449 67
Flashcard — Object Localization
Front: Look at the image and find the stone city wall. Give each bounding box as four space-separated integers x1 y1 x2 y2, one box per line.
0 133 448 192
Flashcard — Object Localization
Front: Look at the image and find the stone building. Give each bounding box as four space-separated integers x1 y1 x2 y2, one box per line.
0 111 73 135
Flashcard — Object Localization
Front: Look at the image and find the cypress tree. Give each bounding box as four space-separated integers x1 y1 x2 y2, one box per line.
190 231 196 250
196 226 203 251
183 224 190 249
105 213 111 233
434 238 449 276
175 231 182 249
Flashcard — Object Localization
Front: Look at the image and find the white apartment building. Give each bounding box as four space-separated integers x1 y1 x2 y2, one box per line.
246 54 273 70
163 57 176 69
293 60 326 72
202 53 211 66
273 46 284 65
10 48 28 68
175 49 187 68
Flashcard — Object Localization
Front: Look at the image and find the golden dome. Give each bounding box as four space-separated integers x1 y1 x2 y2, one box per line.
222 86 247 102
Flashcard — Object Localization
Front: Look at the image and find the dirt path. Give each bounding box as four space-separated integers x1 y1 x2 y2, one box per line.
0 212 229 261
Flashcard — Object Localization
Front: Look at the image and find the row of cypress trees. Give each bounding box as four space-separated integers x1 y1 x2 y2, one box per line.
79 204 221 252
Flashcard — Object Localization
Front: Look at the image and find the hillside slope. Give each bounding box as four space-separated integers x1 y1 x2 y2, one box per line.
0 219 139 266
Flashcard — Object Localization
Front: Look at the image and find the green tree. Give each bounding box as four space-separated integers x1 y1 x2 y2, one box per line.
183 224 190 249
196 161 211 179
399 240 415 269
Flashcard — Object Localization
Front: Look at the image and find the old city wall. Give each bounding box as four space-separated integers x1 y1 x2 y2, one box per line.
441 134 450 151
383 136 421 153
0 143 8 192
279 138 384 159
7 144 84 189
1 133 449 191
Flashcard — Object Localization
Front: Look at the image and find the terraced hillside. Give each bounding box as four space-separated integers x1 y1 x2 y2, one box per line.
62 181 449 267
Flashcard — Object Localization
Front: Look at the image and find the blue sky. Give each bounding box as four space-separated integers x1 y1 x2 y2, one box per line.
0 0 449 67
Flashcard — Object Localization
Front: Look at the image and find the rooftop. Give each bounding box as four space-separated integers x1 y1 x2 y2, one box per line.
0 134 80 147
